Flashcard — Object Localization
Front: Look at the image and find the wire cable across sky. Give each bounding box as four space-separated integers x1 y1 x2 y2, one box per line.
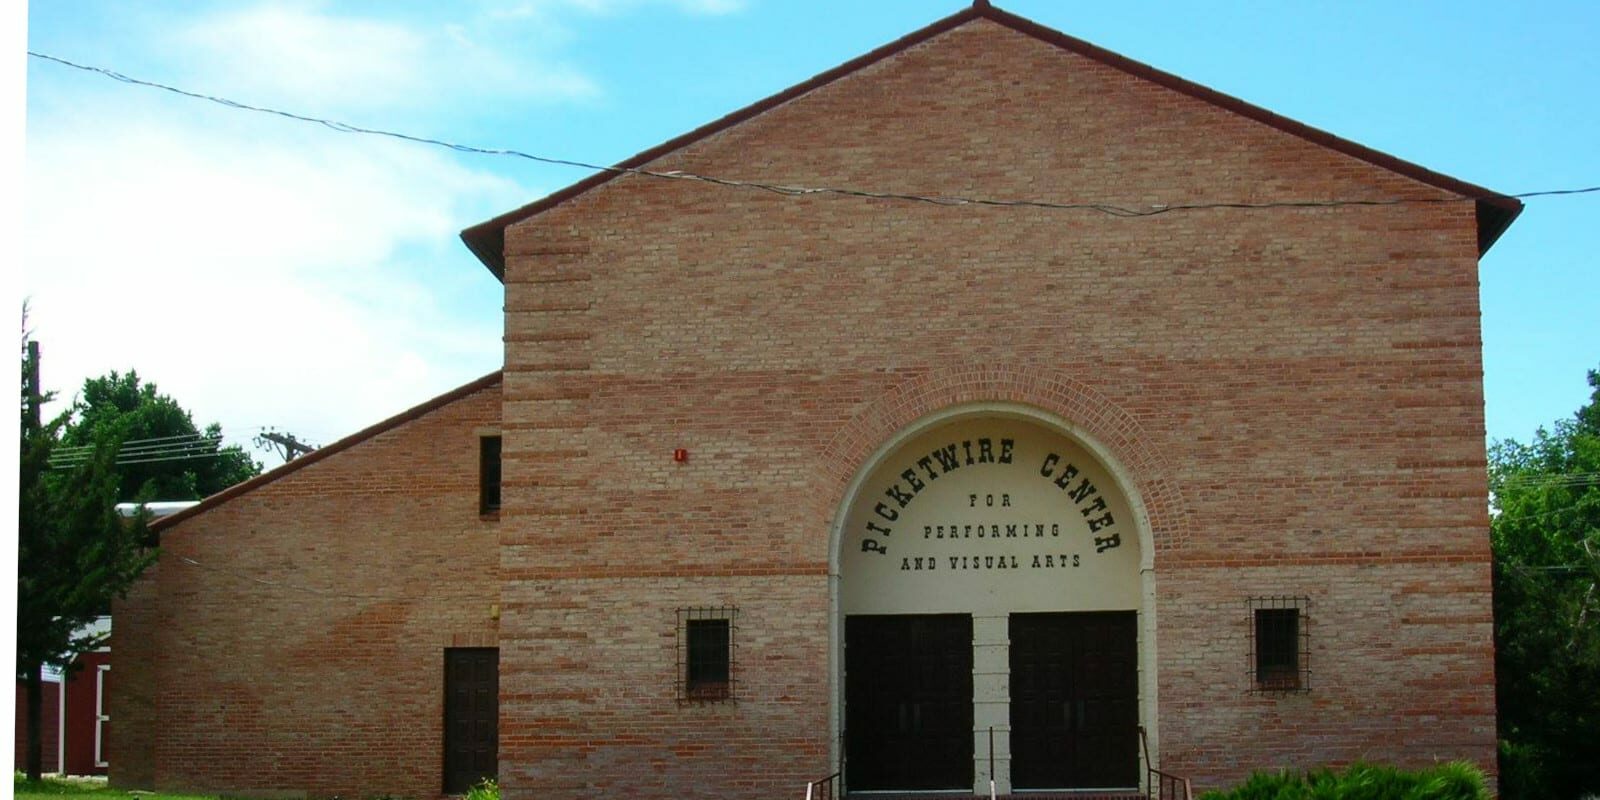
27 50 1600 218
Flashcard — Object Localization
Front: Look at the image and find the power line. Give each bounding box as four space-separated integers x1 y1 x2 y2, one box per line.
52 450 220 468
1495 502 1600 524
27 50 1600 218
52 434 224 459
49 434 248 469
50 435 229 466
1498 473 1600 490
48 425 319 469
51 451 235 470
50 451 218 467
1504 563 1596 576
105 452 232 467
51 432 220 454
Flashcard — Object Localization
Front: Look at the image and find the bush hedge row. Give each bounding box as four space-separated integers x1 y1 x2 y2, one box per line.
1197 762 1488 800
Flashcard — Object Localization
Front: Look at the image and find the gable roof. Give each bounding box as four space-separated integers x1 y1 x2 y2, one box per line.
461 0 1520 279
149 371 503 534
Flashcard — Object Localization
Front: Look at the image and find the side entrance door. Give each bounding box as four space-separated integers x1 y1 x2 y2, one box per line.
845 614 973 792
1009 611 1138 790
444 648 498 794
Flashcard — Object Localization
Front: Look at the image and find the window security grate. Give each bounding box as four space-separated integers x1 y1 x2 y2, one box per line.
677 606 738 704
1248 595 1310 692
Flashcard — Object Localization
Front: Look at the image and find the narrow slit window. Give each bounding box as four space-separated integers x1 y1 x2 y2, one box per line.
479 435 502 516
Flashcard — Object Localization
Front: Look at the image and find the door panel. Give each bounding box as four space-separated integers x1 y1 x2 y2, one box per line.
1010 612 1137 790
444 648 499 794
845 615 973 791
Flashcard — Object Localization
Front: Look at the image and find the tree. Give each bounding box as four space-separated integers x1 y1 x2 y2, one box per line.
1490 366 1600 800
54 370 260 502
17 335 156 781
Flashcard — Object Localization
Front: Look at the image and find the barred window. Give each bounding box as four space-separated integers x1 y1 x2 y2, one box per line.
1249 596 1309 691
678 607 737 703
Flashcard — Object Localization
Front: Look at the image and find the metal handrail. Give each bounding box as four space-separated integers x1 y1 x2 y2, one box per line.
1139 726 1194 800
804 771 842 800
817 726 1188 799
1147 767 1194 800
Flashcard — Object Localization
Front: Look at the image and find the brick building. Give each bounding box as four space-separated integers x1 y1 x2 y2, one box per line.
113 3 1521 798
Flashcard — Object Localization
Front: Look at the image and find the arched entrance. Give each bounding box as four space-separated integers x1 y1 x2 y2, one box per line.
831 407 1155 795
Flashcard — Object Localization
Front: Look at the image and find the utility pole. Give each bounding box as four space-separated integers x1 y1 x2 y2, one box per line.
256 429 315 461
22 338 43 781
25 339 40 426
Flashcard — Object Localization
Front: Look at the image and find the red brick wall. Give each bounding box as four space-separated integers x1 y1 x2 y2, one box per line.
110 13 1499 800
114 567 159 788
111 379 502 797
499 17 1492 799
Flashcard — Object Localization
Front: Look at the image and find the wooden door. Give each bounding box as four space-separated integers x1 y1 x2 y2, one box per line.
1009 611 1138 790
845 614 973 791
444 648 498 793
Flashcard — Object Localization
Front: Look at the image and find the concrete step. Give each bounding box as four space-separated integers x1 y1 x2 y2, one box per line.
845 794 1146 800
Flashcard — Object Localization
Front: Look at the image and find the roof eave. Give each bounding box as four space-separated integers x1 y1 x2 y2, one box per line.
149 370 505 535
1476 196 1524 253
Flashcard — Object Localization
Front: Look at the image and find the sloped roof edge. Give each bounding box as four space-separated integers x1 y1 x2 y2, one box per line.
460 1 1520 280
150 370 504 534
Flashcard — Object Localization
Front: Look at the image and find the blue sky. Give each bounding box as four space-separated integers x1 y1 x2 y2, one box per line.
19 0 1600 466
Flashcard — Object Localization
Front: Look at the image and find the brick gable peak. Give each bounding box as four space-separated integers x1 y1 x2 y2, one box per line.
461 2 1520 279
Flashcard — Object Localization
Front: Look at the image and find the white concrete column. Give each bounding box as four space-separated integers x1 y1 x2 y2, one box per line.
972 613 1010 795
1139 572 1159 774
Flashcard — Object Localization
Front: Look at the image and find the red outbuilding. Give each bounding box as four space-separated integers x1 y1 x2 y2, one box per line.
14 617 111 776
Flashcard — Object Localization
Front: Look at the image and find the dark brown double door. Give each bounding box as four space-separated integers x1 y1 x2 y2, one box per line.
444 648 498 794
1010 611 1139 790
845 615 974 791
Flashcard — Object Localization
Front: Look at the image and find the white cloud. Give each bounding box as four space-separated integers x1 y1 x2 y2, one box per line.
20 0 746 473
491 0 745 20
22 91 527 464
169 3 599 115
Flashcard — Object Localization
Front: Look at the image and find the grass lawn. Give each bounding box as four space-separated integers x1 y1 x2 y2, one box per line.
14 775 217 800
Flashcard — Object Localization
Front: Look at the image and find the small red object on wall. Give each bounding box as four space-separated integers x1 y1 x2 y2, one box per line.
673 448 688 463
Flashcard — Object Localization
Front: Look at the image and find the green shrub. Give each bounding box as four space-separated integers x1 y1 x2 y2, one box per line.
463 778 498 800
1198 762 1488 800
1197 769 1302 800
1408 761 1491 800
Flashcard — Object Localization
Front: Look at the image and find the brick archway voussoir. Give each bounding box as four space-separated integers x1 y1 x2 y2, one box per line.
820 365 1188 555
